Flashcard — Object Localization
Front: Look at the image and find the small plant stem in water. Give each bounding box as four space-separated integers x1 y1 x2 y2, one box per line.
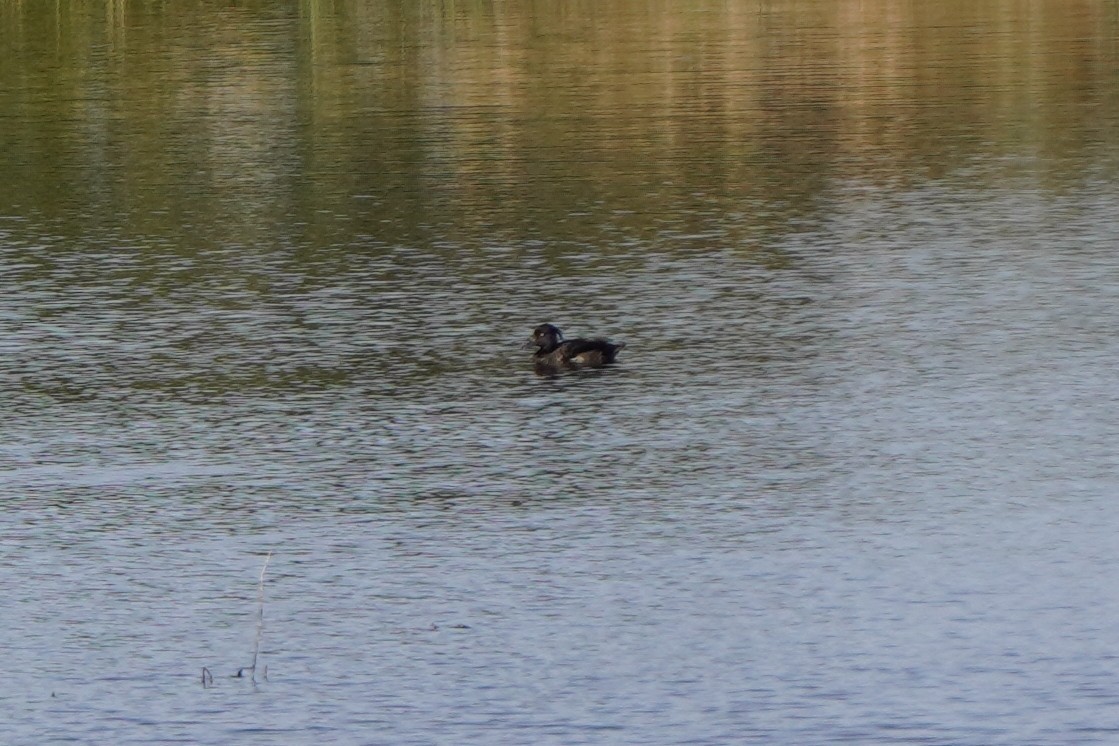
248 551 272 683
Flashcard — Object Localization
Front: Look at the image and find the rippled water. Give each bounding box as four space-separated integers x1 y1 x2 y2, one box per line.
3 1 1119 744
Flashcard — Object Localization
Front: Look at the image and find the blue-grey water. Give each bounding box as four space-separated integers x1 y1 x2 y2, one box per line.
3 2 1119 744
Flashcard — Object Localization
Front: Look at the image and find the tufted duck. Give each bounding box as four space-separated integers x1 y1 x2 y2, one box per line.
524 323 625 372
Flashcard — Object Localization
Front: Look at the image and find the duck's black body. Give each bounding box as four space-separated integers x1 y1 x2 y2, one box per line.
524 323 625 373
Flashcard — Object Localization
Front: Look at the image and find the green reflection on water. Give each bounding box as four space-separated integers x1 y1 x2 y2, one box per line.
2 0 1115 251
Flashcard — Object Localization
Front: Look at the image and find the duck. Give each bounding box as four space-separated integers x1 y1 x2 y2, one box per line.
524 323 626 372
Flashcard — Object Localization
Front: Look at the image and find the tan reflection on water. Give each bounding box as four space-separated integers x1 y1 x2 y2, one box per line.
0 0 1116 239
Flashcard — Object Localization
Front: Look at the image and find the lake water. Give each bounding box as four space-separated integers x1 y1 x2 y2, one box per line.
3 1 1119 743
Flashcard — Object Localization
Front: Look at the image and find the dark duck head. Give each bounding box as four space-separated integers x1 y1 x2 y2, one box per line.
524 323 625 372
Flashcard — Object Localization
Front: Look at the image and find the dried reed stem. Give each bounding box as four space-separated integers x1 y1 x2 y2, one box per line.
238 551 272 683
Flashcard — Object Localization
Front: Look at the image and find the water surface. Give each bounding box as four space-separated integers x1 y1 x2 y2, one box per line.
2 1 1119 743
